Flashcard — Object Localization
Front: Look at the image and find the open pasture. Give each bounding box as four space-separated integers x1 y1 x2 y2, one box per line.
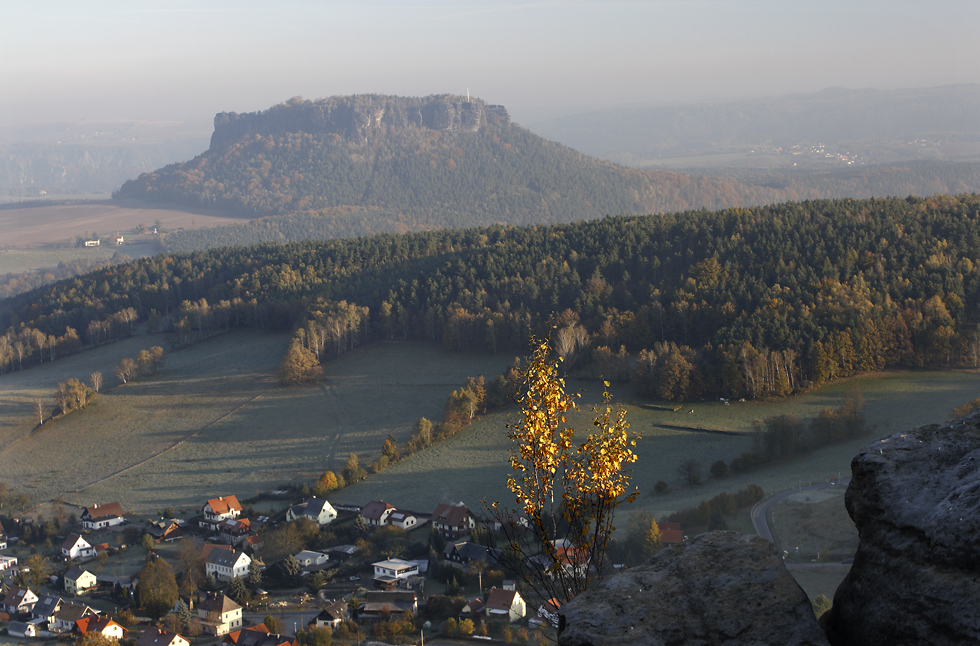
2 332 978 521
0 200 248 272
335 368 980 524
0 334 511 513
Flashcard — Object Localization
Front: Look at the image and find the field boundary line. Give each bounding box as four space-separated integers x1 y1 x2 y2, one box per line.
69 392 265 495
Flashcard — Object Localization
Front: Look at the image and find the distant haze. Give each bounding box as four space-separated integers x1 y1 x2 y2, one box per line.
2 0 978 128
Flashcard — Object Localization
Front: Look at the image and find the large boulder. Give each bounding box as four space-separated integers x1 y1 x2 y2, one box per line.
560 531 829 646
822 414 980 645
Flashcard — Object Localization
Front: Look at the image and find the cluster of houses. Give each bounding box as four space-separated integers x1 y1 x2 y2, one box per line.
1 491 685 644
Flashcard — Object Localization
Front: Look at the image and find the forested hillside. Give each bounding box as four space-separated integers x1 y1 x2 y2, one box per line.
3 194 980 400
113 94 787 235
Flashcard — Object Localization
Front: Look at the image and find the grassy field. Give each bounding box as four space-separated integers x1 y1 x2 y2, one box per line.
0 334 512 513
0 238 162 274
0 200 248 273
2 332 978 527
335 367 980 525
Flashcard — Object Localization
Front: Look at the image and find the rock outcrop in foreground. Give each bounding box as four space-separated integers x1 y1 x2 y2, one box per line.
822 414 980 645
560 531 829 646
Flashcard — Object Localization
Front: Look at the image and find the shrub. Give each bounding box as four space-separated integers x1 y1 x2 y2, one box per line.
654 480 669 494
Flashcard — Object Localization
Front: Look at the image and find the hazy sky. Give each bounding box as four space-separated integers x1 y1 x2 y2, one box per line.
2 0 978 127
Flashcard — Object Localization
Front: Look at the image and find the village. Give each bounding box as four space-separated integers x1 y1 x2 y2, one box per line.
0 493 686 646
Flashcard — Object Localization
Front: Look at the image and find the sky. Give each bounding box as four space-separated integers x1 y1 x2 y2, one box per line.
1 0 978 128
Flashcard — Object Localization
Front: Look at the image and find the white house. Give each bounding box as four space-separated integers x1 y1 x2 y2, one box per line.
3 585 38 614
294 551 329 568
197 594 242 636
360 500 396 526
205 549 251 582
389 510 418 530
61 533 95 560
286 498 337 525
64 567 98 596
0 554 17 572
76 616 125 639
81 502 125 530
372 558 418 585
200 495 242 529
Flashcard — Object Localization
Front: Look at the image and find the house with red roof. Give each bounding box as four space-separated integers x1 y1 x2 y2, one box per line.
81 502 125 530
201 496 243 530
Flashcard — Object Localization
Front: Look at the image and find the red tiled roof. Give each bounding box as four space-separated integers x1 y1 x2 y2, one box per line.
205 495 242 515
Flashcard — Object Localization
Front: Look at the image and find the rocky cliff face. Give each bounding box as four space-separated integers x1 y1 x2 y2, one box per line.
210 94 509 148
560 531 829 646
822 413 980 645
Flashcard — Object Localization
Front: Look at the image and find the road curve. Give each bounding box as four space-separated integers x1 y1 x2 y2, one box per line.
751 479 850 543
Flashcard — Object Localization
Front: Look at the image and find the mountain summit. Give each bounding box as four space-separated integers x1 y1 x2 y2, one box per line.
114 94 784 232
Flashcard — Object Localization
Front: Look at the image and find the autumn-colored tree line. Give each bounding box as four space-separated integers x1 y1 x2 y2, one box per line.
4 194 980 400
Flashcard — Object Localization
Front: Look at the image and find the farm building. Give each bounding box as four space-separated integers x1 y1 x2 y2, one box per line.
81 502 125 529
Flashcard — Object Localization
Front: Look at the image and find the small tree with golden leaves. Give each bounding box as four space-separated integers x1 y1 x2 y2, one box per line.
488 334 639 609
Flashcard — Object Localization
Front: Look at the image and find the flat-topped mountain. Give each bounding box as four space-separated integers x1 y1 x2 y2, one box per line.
114 94 786 232
209 94 510 147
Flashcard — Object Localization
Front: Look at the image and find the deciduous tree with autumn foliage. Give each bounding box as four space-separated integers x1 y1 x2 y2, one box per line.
488 334 640 606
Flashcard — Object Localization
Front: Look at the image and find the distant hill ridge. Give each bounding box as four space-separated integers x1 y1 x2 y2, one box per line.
114 93 786 232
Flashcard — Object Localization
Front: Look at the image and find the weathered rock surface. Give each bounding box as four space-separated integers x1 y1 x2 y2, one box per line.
822 414 980 646
560 531 829 646
210 94 509 147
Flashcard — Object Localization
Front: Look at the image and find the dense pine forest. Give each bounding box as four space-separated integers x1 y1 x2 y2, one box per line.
3 194 979 401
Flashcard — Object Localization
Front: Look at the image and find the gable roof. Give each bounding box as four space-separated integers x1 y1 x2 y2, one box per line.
360 500 395 521
389 510 415 522
136 626 187 646
3 585 36 608
32 594 64 617
198 593 241 615
76 616 124 634
205 495 242 515
62 532 90 551
485 587 520 611
83 502 125 521
65 566 94 581
53 602 98 623
432 503 472 527
206 549 249 568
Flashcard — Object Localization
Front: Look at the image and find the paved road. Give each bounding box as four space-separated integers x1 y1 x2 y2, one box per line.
751 479 850 543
